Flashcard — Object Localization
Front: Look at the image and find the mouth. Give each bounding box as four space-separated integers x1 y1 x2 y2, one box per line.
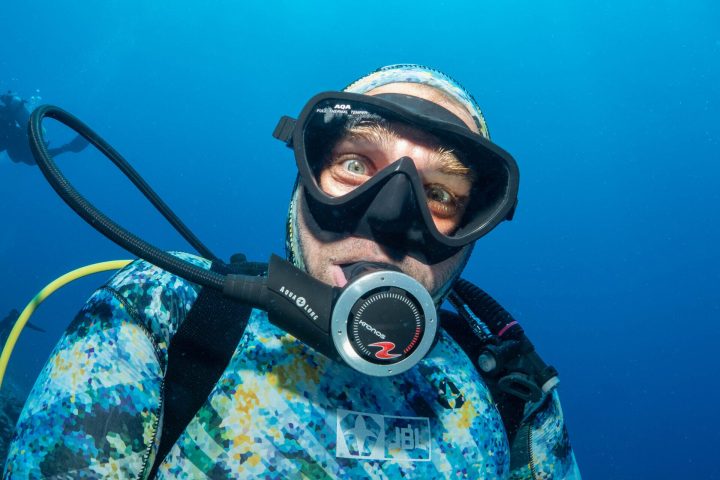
331 265 349 288
331 261 402 288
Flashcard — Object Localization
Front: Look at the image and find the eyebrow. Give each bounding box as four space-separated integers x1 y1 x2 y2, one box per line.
344 123 474 179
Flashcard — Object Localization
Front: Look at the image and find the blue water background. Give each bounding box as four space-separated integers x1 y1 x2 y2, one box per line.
1 1 718 478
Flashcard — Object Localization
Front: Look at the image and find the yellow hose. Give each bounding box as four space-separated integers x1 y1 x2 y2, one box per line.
0 260 133 390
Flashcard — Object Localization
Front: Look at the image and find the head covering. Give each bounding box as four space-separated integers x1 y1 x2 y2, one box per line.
286 64 489 303
344 64 490 140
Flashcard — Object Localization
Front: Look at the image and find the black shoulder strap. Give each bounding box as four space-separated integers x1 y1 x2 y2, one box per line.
148 258 261 478
439 309 526 444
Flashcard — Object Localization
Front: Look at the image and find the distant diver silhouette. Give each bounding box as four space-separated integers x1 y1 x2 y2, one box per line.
1 91 89 165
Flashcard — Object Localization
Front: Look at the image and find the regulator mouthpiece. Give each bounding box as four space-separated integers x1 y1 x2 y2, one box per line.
262 255 437 377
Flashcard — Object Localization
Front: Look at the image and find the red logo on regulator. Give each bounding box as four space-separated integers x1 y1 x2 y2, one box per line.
369 342 401 360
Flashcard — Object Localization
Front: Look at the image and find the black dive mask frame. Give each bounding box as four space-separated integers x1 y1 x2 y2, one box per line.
273 91 520 264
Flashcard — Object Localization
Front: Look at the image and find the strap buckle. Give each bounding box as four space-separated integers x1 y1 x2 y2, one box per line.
272 115 296 147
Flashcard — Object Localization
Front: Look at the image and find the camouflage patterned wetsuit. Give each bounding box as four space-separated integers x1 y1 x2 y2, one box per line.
4 253 580 478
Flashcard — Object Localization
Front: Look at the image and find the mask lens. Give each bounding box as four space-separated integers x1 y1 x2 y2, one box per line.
300 98 513 240
302 100 386 183
305 101 478 235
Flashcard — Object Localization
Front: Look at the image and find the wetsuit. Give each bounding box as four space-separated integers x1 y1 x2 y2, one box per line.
4 253 580 478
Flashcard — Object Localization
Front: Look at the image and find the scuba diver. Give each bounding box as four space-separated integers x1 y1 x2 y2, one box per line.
3 65 581 478
0 91 88 165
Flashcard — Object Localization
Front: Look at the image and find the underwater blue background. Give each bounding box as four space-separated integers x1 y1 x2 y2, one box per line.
1 1 718 478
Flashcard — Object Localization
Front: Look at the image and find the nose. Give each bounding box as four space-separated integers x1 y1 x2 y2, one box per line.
363 157 427 255
365 173 415 234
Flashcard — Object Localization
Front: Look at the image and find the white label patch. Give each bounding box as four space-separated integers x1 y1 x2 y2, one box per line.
336 408 431 461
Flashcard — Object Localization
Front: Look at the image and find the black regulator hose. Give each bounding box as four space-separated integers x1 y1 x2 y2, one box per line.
451 278 523 339
28 105 266 308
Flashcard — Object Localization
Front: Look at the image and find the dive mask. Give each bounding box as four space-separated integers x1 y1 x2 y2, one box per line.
274 91 520 264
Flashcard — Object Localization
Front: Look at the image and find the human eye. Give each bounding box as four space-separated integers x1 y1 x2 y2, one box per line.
329 154 374 186
341 157 369 175
425 184 464 219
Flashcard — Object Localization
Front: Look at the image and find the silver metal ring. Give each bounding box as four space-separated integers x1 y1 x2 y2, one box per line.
331 270 437 376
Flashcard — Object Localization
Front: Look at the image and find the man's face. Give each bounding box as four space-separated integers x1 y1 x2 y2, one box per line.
296 83 480 296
